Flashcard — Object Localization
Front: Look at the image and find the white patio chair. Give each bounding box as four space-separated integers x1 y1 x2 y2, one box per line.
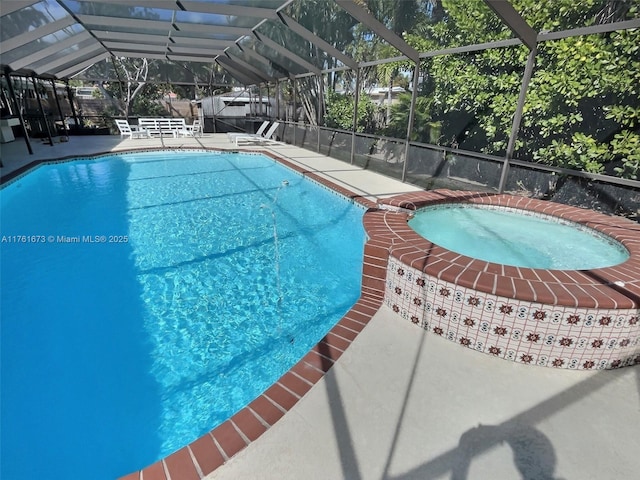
182 119 203 137
115 119 149 139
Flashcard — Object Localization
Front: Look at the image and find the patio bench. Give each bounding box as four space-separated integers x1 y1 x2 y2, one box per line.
138 118 188 137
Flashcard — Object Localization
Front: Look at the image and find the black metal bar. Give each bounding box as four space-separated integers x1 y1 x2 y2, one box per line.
266 83 271 119
31 75 54 146
350 68 360 165
317 74 322 152
485 0 537 50
277 13 358 70
224 52 274 82
498 46 537 192
292 77 297 145
4 73 33 155
402 62 421 182
65 80 79 128
335 0 420 62
275 79 280 120
253 31 322 76
0 85 10 115
50 79 68 139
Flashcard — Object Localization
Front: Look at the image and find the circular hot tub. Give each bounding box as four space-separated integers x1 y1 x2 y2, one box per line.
408 203 629 270
364 190 640 370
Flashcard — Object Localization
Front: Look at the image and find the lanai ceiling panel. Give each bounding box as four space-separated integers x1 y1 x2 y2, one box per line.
1 0 639 84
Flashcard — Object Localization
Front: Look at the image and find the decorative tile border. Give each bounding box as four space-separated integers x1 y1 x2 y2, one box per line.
365 189 640 370
384 261 639 370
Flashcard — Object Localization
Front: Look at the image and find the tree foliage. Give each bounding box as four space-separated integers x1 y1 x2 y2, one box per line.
385 94 442 143
95 58 164 118
324 90 377 133
523 29 640 178
364 0 640 179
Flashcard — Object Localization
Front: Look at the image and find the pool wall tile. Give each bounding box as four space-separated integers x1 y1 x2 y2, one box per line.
291 360 325 384
278 371 314 398
302 349 336 373
359 295 385 311
230 409 268 442
338 316 368 333
163 447 200 480
331 323 360 341
188 434 225 476
361 240 391 300
247 395 286 426
312 341 344 361
323 331 352 351
342 309 372 326
140 461 166 480
265 383 301 411
211 421 248 460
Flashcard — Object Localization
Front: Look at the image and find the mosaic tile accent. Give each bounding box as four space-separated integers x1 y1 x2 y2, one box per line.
384 260 640 369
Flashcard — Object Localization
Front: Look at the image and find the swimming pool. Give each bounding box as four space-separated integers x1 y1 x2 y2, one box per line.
0 150 365 479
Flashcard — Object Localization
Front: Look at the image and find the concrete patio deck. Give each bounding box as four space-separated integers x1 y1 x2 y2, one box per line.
210 305 639 480
1 134 638 480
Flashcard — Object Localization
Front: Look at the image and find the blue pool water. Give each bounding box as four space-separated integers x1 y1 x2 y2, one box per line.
409 204 629 269
0 151 365 479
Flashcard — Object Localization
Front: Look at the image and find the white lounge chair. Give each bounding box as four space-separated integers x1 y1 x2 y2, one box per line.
115 119 149 139
227 120 270 142
183 119 203 137
234 122 280 146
